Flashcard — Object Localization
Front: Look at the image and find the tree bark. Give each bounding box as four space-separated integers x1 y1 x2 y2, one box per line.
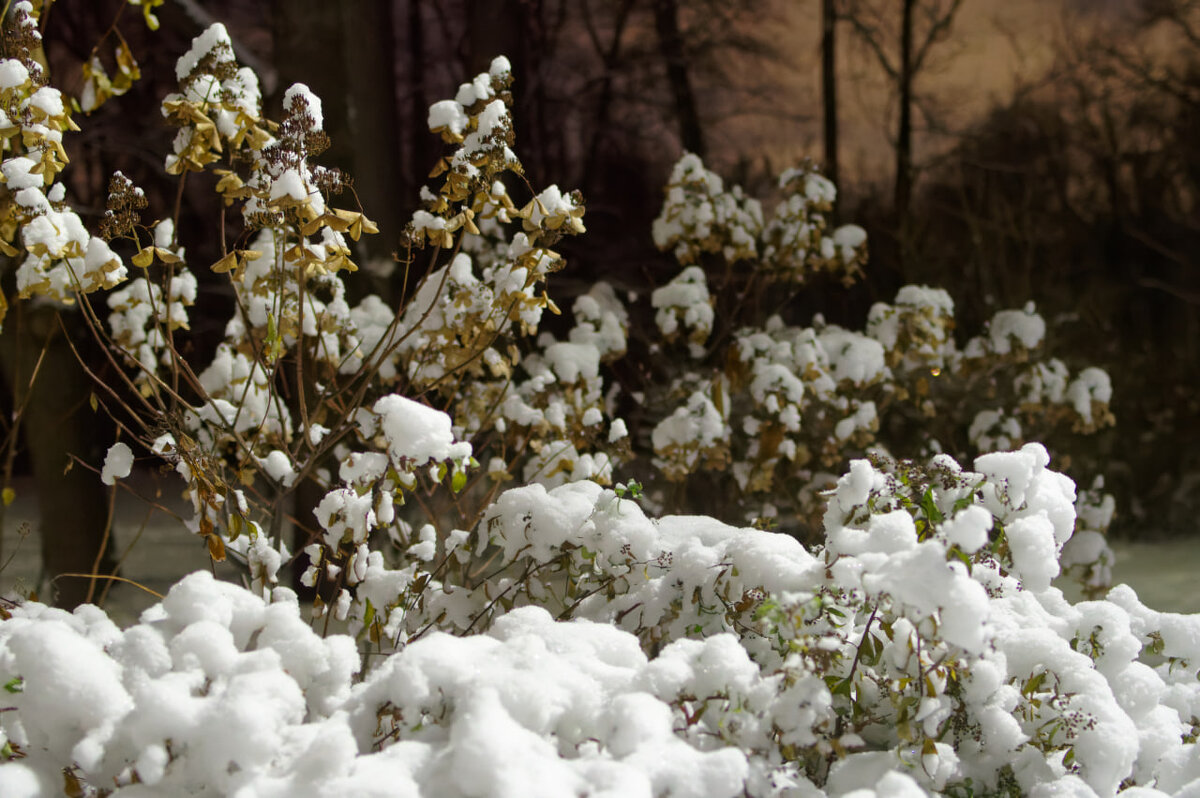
271 0 402 263
465 0 546 183
339 0 402 260
0 307 112 609
406 0 429 198
895 0 915 265
582 0 636 191
652 0 705 157
822 0 839 193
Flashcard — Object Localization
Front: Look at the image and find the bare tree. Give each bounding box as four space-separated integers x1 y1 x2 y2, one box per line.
822 0 839 191
844 0 964 263
653 0 706 156
581 0 638 188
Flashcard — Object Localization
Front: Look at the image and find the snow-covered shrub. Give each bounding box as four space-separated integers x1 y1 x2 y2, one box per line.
55 19 628 627
2 448 1198 797
0 2 129 326
642 153 1116 567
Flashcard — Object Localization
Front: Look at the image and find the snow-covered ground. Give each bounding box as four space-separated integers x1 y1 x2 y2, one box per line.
1084 539 1200 613
0 473 233 625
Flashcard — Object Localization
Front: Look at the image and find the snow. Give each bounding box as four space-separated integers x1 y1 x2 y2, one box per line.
943 504 993 553
1068 367 1114 425
373 394 472 467
988 303 1047 354
651 390 728 474
651 266 713 357
832 223 867 249
28 86 64 118
543 341 600 383
5 446 1200 797
970 408 1023 452
0 59 29 90
0 763 50 797
175 23 234 83
261 450 296 488
268 169 309 203
101 442 134 486
428 99 468 136
283 83 323 128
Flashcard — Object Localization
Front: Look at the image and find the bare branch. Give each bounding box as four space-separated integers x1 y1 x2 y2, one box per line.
912 0 964 73
845 14 898 80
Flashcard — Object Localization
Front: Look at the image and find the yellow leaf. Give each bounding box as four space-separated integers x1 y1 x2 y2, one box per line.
116 41 140 75
155 248 181 263
211 251 238 274
88 392 98 412
2 487 14 506
214 170 244 195
206 533 226 562
132 247 154 268
462 208 480 235
136 0 165 31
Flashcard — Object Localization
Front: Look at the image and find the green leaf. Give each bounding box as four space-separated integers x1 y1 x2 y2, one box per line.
4 676 23 693
1023 671 1046 697
921 486 944 524
451 469 467 493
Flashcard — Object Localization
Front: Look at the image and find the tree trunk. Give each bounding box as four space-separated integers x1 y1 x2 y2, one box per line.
406 0 430 198
0 307 112 609
582 0 636 191
652 0 705 157
466 0 545 183
822 0 839 194
895 0 915 262
339 0 402 261
272 0 402 264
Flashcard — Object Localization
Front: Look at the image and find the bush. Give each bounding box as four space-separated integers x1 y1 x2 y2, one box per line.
0 7 1191 797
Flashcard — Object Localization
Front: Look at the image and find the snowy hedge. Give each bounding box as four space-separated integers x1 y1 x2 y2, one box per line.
2 445 1199 797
